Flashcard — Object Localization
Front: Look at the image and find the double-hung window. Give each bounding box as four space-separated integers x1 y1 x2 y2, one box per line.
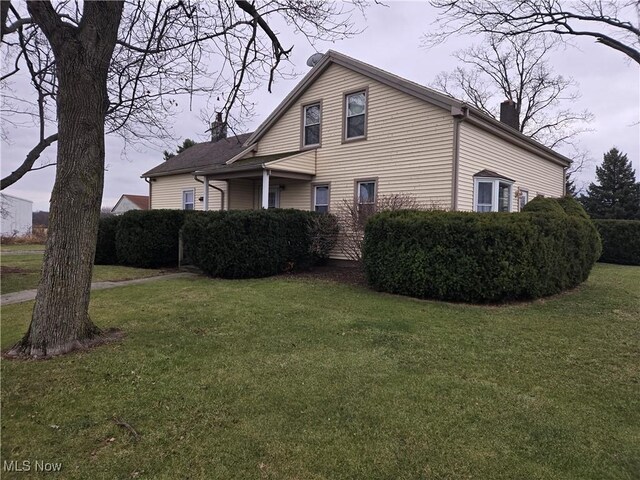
182 189 195 210
314 185 330 213
473 172 514 212
345 91 366 140
356 180 376 215
303 103 321 147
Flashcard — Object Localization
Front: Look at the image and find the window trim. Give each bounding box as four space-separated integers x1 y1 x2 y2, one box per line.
342 87 369 143
182 188 195 210
311 182 331 213
473 177 514 212
354 177 378 206
300 100 322 149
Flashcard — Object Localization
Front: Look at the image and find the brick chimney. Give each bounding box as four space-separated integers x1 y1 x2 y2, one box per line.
210 112 227 142
499 100 520 130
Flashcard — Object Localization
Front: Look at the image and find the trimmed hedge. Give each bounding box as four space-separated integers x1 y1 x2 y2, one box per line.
182 209 337 278
521 195 566 215
95 216 121 265
594 219 640 265
115 209 188 268
363 198 601 303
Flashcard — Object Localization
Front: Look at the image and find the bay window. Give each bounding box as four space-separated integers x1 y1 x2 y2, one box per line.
473 172 514 212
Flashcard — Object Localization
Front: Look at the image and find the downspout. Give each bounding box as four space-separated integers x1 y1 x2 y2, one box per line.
194 175 226 211
144 177 152 209
450 106 467 211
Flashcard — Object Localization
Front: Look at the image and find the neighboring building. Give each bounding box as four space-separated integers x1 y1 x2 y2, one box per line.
111 194 150 215
0 193 33 236
143 50 569 218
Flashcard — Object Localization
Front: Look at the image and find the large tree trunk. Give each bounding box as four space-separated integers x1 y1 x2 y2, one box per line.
6 1 124 358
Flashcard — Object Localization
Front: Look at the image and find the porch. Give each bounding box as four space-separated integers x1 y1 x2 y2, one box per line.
195 150 317 211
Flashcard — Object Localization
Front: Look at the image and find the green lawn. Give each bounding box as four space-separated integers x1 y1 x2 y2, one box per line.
0 253 166 294
1 264 638 479
0 243 45 252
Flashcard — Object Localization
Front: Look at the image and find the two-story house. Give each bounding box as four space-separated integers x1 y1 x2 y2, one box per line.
142 50 570 219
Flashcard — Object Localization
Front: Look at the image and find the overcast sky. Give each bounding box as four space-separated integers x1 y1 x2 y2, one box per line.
1 1 638 211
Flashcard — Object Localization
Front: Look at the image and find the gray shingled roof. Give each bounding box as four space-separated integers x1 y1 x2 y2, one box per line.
142 133 253 178
473 169 515 182
196 151 301 175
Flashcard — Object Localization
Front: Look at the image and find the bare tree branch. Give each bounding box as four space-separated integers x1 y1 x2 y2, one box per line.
2 1 367 188
432 35 593 150
427 0 640 64
0 133 58 189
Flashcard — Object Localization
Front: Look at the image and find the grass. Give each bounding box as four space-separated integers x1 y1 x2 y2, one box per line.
0 253 166 294
1 263 638 479
0 243 45 252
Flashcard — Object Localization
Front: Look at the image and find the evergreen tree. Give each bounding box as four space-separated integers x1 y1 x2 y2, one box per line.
581 148 640 219
565 172 577 197
163 138 197 161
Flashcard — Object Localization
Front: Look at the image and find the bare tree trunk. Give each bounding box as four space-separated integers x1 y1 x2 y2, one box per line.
6 1 123 358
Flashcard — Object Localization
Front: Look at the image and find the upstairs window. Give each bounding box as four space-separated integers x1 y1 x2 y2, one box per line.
182 189 195 210
473 170 514 212
345 91 367 140
314 185 329 213
303 103 321 146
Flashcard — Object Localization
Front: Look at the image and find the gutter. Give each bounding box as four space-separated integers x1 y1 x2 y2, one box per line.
194 175 226 211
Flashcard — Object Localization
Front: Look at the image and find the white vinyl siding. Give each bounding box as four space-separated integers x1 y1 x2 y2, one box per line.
150 174 227 211
457 122 564 211
255 63 455 211
228 179 255 210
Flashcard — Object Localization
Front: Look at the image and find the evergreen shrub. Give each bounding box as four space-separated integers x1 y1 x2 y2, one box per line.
594 219 640 265
95 216 121 265
363 198 601 303
116 209 187 268
182 209 338 278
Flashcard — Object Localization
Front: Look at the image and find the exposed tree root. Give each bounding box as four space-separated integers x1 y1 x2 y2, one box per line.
2 328 124 360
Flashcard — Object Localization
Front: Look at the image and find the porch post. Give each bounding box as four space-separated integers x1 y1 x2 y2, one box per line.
262 169 270 209
203 175 209 211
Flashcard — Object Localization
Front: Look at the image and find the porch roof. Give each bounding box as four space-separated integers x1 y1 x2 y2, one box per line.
195 149 316 180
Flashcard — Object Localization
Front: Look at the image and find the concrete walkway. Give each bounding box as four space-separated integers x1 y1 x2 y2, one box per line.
1 272 197 306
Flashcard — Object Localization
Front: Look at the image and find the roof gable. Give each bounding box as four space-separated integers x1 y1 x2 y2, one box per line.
243 50 460 147
244 50 570 168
